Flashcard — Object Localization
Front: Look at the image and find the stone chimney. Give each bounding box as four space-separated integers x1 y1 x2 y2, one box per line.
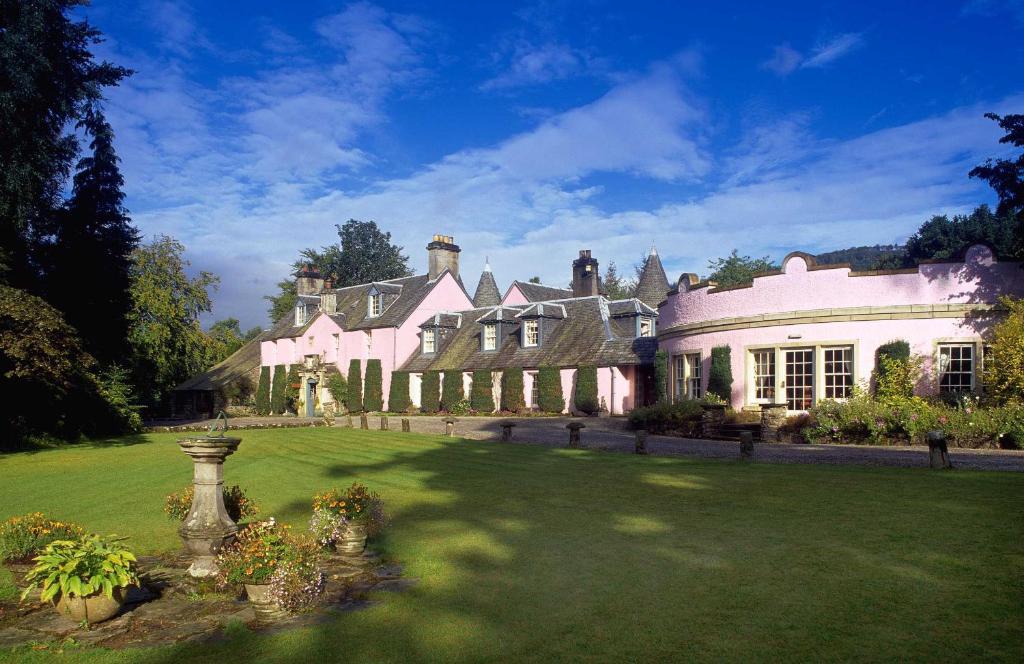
572 249 601 298
296 264 324 296
320 277 337 314
427 234 460 281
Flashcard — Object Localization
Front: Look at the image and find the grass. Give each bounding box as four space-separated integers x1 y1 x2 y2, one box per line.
1 428 1022 662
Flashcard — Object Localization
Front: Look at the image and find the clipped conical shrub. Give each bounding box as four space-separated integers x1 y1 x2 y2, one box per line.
255 366 271 415
364 359 383 412
387 371 411 413
500 368 525 413
346 359 363 413
470 370 495 413
574 365 598 415
537 366 564 413
421 370 441 413
270 364 287 414
441 370 464 412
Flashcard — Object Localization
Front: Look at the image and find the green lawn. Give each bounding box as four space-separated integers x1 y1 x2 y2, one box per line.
1 429 1022 662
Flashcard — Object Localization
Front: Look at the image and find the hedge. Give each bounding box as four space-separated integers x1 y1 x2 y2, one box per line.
270 364 286 414
628 401 703 434
574 365 598 415
441 370 464 412
500 368 525 412
284 365 300 414
346 359 363 413
387 371 411 413
537 366 564 413
421 370 441 413
255 366 271 415
654 350 669 404
470 370 495 413
364 359 383 412
707 346 733 402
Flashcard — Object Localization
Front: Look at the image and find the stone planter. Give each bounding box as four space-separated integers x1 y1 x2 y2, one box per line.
53 588 125 624
244 583 288 621
337 520 368 555
177 436 242 577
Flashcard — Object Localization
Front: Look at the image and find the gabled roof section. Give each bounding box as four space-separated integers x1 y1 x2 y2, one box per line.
174 335 263 392
516 302 567 320
607 299 658 317
635 246 670 308
401 297 657 373
507 280 572 302
472 262 502 308
418 312 463 329
475 305 525 323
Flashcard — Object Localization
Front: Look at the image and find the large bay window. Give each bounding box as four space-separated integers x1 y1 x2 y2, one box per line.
745 343 855 411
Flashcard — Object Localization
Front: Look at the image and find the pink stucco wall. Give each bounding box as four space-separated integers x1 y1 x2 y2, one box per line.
658 245 1024 409
259 272 473 410
500 284 530 306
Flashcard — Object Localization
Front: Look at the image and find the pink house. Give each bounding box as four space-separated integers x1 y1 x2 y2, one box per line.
657 244 1024 412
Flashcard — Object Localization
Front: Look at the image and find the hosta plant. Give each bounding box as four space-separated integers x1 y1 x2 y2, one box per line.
21 535 138 603
0 513 85 563
164 484 259 522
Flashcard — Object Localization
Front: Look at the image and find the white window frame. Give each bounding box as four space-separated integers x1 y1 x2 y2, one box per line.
638 317 654 338
368 293 383 318
529 372 539 408
751 349 776 404
822 346 854 400
744 341 858 412
483 323 497 351
673 355 686 400
938 343 975 393
671 352 702 400
423 328 436 354
523 320 539 347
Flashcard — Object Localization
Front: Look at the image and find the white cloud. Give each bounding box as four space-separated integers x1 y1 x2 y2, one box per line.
760 33 864 75
760 44 802 75
481 42 585 90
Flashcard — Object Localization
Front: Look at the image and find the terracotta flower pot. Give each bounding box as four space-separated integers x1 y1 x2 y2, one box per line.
337 520 367 555
53 587 125 624
244 583 288 621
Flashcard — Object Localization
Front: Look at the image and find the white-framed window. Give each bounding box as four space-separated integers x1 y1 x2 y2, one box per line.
639 317 654 338
423 328 436 354
483 324 497 351
673 353 701 399
295 303 308 326
938 343 974 393
822 346 854 400
752 349 776 403
784 348 814 410
529 372 539 407
523 320 539 347
368 293 382 317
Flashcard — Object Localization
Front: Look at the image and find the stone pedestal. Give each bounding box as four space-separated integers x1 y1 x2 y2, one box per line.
926 430 953 469
739 431 754 459
360 414 369 430
444 418 457 437
700 404 726 439
566 422 585 448
635 429 648 455
380 416 389 431
177 437 241 578
760 403 788 443
345 414 354 428
501 422 516 441
401 418 411 433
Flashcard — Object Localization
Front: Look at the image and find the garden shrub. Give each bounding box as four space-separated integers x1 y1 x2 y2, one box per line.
364 359 384 412
0 513 85 563
284 365 301 413
874 339 915 399
707 346 733 402
441 370 464 412
326 371 348 412
654 350 669 404
500 368 525 412
989 295 1024 402
627 401 704 434
387 371 411 413
574 365 598 415
270 364 287 414
421 370 441 413
346 359 363 413
470 370 495 413
537 366 565 413
165 485 259 523
448 398 472 415
96 365 143 432
255 366 271 415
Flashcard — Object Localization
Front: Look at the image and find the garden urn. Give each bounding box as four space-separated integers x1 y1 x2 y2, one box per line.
338 520 368 555
244 583 288 621
177 436 242 577
54 588 125 625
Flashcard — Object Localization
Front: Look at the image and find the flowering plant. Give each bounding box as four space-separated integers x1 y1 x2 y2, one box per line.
0 513 84 563
312 482 387 537
164 485 259 523
308 509 347 548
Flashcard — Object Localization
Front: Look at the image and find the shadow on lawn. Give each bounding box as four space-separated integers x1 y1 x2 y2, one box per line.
0 433 157 456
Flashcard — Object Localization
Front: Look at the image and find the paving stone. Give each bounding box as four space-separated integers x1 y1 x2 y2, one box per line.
0 627 38 648
14 608 80 636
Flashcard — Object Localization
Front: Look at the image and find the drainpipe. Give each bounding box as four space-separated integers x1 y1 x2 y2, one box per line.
611 368 616 415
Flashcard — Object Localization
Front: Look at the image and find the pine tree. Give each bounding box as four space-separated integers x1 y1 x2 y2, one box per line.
441 370 464 411
420 370 441 413
470 370 495 413
270 365 287 414
574 365 598 415
255 366 271 415
364 359 383 412
537 366 565 413
387 371 411 413
500 368 525 412
346 359 363 413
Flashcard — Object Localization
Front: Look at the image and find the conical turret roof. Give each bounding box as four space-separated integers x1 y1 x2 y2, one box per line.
635 246 670 308
472 260 502 308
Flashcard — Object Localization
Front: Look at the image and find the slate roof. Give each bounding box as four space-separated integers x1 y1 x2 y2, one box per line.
635 248 670 308
401 296 658 372
264 272 461 340
174 335 263 392
472 267 501 308
507 280 573 302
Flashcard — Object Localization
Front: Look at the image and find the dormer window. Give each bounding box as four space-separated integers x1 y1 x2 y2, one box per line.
639 317 654 338
523 320 539 347
423 328 436 354
483 324 497 350
368 292 382 317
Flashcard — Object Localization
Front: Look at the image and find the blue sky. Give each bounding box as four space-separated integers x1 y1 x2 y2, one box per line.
82 0 1024 328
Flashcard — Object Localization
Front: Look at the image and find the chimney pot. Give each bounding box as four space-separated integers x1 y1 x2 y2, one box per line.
427 234 461 280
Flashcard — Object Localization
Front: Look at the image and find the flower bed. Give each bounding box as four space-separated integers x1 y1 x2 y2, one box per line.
0 513 85 563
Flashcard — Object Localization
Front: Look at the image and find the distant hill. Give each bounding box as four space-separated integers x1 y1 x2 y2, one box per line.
813 244 905 270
